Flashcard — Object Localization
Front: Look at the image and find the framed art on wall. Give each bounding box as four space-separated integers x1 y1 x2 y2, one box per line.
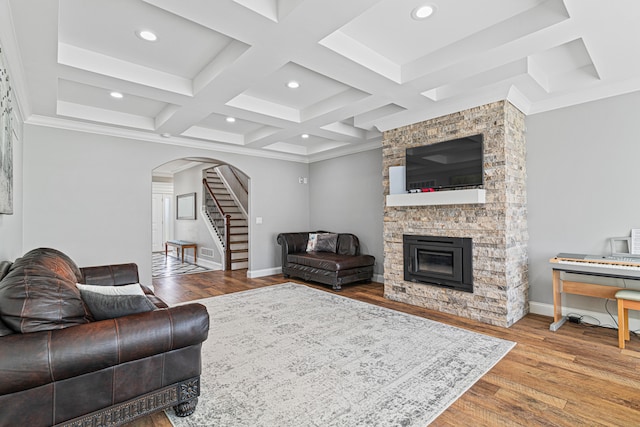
0 45 13 215
176 192 196 220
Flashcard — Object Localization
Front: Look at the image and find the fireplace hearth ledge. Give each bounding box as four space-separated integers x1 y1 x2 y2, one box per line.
386 189 486 207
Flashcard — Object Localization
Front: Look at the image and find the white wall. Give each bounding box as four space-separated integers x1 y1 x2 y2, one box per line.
22 124 310 284
309 149 384 278
173 164 222 266
527 90 640 320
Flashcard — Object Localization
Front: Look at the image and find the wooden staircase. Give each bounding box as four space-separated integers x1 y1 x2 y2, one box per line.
203 169 248 270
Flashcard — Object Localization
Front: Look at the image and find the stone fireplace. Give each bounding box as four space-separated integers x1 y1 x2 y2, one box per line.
383 101 528 327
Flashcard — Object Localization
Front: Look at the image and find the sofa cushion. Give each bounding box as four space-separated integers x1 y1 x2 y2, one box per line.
307 233 338 253
336 234 359 256
0 316 13 336
306 233 319 252
287 252 375 272
0 248 91 333
79 290 157 320
316 233 338 253
76 283 145 296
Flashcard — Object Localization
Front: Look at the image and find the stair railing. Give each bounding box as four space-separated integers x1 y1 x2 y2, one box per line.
202 178 232 270
230 167 248 195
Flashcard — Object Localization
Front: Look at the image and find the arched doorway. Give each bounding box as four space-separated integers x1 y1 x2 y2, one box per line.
151 158 250 277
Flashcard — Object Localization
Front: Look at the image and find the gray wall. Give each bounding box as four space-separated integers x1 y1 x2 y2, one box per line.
526 90 640 313
21 124 310 284
13 87 640 320
309 148 384 278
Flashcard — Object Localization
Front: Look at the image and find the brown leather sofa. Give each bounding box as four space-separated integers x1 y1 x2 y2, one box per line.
0 248 209 427
277 232 375 290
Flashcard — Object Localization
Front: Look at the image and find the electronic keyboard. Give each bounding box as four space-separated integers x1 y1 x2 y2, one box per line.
550 253 640 278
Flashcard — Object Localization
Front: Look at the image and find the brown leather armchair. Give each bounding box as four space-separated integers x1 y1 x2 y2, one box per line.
0 248 209 427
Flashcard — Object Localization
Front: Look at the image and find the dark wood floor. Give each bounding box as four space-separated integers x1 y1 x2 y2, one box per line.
128 269 640 427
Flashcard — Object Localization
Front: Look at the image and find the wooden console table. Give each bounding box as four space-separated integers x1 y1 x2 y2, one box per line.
165 240 197 264
549 253 640 331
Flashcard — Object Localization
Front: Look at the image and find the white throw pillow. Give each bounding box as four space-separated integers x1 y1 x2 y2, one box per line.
76 283 145 296
306 233 319 252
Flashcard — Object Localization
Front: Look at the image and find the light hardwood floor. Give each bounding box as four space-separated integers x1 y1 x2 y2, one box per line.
127 270 640 427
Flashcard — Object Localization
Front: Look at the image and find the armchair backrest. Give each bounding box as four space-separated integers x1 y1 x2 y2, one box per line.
277 231 361 258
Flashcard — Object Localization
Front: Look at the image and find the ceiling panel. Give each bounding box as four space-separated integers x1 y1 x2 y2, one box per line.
57 79 167 116
336 0 544 65
59 0 234 79
4 0 640 160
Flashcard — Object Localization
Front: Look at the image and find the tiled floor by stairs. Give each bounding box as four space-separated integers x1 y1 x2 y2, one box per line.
152 252 210 278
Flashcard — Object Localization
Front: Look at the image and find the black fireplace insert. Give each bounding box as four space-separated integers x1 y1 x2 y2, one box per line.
403 235 473 292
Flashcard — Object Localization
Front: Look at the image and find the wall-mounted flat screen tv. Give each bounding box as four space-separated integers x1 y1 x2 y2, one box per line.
405 134 484 191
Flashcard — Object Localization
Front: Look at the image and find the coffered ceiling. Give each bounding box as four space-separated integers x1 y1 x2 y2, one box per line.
4 0 640 162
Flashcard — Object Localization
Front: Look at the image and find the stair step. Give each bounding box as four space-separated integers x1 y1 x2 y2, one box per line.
205 168 250 271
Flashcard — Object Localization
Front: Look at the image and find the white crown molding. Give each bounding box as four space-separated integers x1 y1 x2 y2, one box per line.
25 114 312 163
24 114 383 164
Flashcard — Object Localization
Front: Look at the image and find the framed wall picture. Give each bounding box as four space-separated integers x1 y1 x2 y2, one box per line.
176 192 196 220
0 46 13 215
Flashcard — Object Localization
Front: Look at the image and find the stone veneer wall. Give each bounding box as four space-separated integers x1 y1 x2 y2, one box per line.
383 101 528 327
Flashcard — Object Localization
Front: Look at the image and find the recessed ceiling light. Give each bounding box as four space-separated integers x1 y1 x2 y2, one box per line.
412 4 436 20
136 30 158 42
226 117 236 123
110 91 123 99
160 133 171 138
301 134 309 139
286 80 300 89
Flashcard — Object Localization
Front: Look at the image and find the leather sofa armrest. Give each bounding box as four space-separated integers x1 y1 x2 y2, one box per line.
0 303 209 395
80 263 140 286
277 232 311 269
0 261 12 281
277 232 310 255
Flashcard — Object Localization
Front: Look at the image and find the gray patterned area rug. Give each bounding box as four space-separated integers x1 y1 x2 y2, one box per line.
167 283 514 427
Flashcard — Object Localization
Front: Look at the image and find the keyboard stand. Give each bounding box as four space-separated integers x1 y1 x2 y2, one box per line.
550 267 624 331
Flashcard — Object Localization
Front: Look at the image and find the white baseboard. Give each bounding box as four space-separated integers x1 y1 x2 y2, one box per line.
248 266 282 278
373 273 384 283
529 301 640 331
197 258 222 270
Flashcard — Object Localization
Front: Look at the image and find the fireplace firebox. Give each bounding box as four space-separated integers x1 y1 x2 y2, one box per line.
403 235 473 293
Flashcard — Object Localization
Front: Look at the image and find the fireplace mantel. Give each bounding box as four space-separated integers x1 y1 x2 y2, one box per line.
386 189 486 207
